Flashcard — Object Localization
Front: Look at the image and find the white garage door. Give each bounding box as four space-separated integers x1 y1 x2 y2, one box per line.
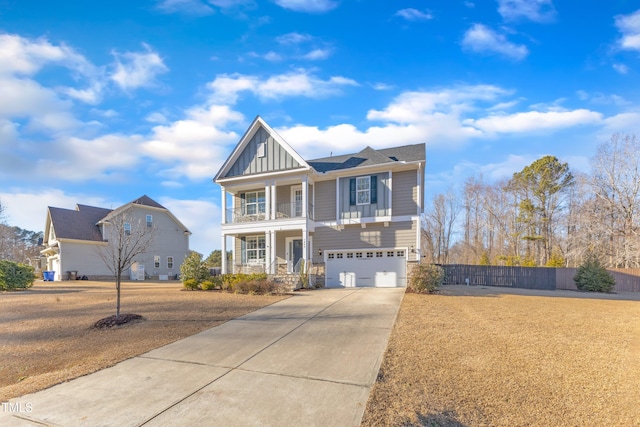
325 249 407 288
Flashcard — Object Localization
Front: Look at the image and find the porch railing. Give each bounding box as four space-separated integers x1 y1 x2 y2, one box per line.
225 202 314 224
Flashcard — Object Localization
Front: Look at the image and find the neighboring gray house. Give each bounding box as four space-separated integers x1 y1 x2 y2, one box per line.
41 195 190 281
214 116 425 288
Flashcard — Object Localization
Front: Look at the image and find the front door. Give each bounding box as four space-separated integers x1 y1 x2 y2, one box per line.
287 238 303 272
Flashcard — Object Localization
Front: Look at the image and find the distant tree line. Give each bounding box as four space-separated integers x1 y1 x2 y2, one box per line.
422 133 640 268
0 200 43 265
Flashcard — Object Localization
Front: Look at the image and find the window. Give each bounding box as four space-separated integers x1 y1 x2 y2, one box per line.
167 257 174 269
347 253 353 258
154 256 160 268
146 215 153 228
366 252 373 258
349 176 377 206
243 191 266 216
328 253 335 259
124 222 131 236
356 252 363 258
387 251 395 257
337 253 343 259
397 250 405 257
246 236 266 263
376 252 383 258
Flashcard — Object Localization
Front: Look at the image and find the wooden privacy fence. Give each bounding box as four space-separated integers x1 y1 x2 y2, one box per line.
556 268 640 292
442 265 556 290
442 265 640 292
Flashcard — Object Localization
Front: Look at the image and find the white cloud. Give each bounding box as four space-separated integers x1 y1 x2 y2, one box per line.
498 0 556 23
276 32 313 45
273 0 338 13
156 0 215 15
0 189 117 233
613 63 629 74
462 24 529 60
159 197 220 254
601 112 640 136
302 48 331 60
110 44 168 91
465 109 602 134
207 69 358 103
395 8 433 21
615 9 640 51
141 105 243 180
371 82 394 91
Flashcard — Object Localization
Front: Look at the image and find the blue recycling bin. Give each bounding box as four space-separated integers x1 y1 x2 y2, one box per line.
44 271 55 281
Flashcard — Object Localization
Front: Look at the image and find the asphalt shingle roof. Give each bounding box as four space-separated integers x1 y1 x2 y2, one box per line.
49 205 112 242
307 143 425 173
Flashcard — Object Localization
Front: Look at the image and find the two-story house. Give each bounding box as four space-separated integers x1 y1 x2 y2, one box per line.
41 195 190 281
214 116 425 288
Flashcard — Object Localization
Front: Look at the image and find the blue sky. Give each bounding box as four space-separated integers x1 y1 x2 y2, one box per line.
1 0 640 254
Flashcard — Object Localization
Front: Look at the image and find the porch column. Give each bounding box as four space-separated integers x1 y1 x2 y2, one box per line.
221 186 227 224
221 234 227 274
302 226 308 265
264 183 271 220
271 182 277 219
269 230 277 274
302 175 308 218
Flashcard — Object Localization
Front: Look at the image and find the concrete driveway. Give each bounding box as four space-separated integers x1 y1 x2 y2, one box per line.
1 287 405 427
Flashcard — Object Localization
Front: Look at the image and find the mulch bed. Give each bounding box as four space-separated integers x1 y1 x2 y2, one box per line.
91 314 144 329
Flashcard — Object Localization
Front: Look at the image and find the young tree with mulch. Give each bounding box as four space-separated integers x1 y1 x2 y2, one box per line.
96 211 156 322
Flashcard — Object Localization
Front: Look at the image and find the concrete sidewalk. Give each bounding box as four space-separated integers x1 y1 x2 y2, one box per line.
1 288 405 427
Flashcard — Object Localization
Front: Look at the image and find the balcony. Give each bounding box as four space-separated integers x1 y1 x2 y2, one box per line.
224 201 314 224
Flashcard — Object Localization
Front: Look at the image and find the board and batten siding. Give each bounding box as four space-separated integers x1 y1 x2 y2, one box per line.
339 172 390 219
225 126 303 177
314 180 337 221
311 220 418 263
392 170 419 216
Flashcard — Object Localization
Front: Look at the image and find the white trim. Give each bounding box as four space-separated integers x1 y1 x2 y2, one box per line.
215 167 309 185
214 116 311 182
355 176 371 206
291 184 303 217
285 236 303 273
221 186 227 224
417 164 422 216
388 170 393 216
335 178 340 221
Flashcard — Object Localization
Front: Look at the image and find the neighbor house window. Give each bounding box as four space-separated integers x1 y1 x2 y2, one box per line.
124 222 131 236
349 176 377 206
242 191 266 216
146 215 153 227
246 236 266 263
154 256 160 268
167 256 174 269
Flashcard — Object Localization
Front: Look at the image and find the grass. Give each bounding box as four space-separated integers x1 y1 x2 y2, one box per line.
362 285 640 427
0 280 287 401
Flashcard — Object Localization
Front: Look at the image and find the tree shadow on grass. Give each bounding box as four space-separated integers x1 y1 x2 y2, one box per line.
411 410 467 427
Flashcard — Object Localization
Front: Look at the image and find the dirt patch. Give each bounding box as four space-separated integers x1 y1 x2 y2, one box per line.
0 281 287 401
91 313 144 329
362 285 640 427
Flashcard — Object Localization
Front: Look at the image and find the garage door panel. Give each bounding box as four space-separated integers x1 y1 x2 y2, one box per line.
325 249 406 288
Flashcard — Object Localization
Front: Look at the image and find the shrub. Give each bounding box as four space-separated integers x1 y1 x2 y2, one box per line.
180 252 210 288
200 280 217 291
183 278 199 290
408 264 444 294
0 260 35 291
574 253 615 293
218 274 285 295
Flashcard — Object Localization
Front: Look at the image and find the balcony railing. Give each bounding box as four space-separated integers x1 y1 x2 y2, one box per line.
225 202 314 224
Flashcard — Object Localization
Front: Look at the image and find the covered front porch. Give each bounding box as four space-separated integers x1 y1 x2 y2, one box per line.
221 228 313 275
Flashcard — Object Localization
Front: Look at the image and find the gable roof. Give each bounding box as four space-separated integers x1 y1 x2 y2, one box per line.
46 195 190 242
214 116 310 181
308 143 425 173
48 204 112 242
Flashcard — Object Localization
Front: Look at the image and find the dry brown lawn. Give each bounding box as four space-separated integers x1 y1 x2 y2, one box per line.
362 285 640 427
0 280 287 401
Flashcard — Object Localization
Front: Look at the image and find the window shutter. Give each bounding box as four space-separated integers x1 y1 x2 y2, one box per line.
240 193 246 215
370 175 377 204
349 178 356 206
241 237 246 264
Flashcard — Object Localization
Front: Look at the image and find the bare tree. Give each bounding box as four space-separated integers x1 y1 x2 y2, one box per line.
589 133 640 267
97 210 156 317
423 190 461 264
